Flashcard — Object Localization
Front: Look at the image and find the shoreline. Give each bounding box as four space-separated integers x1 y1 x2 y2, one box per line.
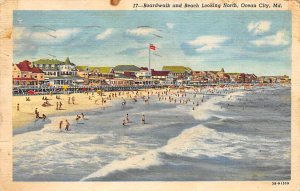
12 84 288 129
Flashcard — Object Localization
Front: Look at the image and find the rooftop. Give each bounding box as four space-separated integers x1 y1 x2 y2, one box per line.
162 66 191 73
76 66 113 73
76 66 88 71
16 60 44 73
33 59 64 65
152 70 170 76
90 66 113 73
16 60 32 71
114 65 140 72
33 57 75 66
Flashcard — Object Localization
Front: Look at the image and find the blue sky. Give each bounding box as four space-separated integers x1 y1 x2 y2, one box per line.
13 11 291 76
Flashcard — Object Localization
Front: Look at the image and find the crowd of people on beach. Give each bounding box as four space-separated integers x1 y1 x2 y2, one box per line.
15 84 265 132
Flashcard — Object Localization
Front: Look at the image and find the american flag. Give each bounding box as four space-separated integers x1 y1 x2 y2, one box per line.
149 44 156 50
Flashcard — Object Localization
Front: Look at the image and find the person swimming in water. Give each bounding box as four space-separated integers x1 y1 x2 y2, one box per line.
75 115 81 123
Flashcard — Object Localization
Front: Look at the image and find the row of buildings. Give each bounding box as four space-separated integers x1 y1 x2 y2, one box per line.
12 58 290 87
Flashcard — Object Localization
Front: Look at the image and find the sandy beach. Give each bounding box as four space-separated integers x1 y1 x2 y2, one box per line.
12 88 177 128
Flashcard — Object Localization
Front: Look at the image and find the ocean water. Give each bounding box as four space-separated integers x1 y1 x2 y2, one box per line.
13 86 291 181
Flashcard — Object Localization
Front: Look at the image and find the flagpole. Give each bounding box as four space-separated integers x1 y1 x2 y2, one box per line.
148 43 151 78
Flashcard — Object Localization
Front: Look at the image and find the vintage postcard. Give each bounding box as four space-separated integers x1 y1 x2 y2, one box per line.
0 0 300 190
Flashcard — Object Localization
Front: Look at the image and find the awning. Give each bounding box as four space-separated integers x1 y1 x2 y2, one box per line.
27 90 35 95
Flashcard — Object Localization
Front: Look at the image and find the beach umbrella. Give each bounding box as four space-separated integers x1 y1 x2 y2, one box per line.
62 85 68 91
27 90 35 95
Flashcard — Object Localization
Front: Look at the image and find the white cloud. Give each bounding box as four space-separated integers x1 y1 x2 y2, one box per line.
187 35 230 52
248 21 271 35
13 27 80 44
13 27 31 40
166 23 175 29
96 28 114 40
31 28 80 42
126 27 160 36
250 30 289 47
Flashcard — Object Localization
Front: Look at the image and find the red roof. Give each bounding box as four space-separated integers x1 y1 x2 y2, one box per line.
151 70 170 76
17 60 32 71
140 67 148 70
31 67 44 73
13 78 37 81
124 71 136 78
16 60 44 73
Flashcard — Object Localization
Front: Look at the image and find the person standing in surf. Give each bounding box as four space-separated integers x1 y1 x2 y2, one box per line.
126 113 129 123
65 120 70 131
59 120 63 131
141 114 145 124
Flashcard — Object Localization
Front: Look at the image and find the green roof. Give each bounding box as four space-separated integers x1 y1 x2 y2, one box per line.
76 66 88 71
90 66 113 73
33 57 74 65
32 59 64 65
162 66 191 73
114 65 140 72
77 66 113 73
